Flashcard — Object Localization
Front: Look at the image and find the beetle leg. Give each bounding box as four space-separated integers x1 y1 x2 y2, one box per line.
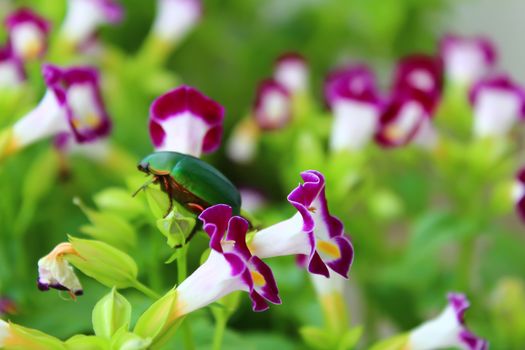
161 176 174 218
173 224 199 249
186 202 205 214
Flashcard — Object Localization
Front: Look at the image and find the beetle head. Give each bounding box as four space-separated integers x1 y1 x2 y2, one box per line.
137 161 150 174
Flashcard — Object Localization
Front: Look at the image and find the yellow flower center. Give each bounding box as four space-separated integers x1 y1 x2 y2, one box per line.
251 270 266 287
317 240 341 259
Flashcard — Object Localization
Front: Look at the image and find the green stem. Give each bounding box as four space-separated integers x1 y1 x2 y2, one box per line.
458 236 475 292
177 245 195 350
212 316 227 350
132 280 161 300
148 235 162 291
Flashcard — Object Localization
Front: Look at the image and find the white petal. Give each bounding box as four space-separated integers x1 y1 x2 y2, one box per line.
445 43 487 85
0 62 23 87
0 319 8 347
226 122 257 163
155 112 208 157
176 250 246 315
409 306 463 350
274 61 308 93
10 22 45 60
310 271 345 296
64 138 110 162
61 0 106 44
37 254 83 294
330 100 378 151
412 118 438 150
13 91 67 147
152 0 201 43
473 88 521 138
67 83 104 133
512 181 525 203
250 213 310 258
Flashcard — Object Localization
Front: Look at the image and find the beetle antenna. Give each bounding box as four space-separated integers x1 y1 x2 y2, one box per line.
132 177 156 197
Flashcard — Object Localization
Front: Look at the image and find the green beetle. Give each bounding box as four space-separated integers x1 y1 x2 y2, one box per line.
136 151 242 217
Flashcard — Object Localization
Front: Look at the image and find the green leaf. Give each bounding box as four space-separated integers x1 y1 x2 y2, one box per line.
368 334 409 350
74 197 137 250
110 327 152 350
299 326 334 350
65 335 110 350
93 187 145 220
92 288 132 339
337 326 363 350
144 186 171 219
66 236 139 289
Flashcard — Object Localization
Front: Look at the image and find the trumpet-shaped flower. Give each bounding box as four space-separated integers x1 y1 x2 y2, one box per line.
174 204 281 314
253 79 291 130
9 64 111 153
440 34 496 86
0 45 25 87
37 243 83 297
149 86 224 157
409 293 488 350
324 65 382 151
151 0 202 44
226 118 259 163
5 8 50 60
375 89 437 149
250 170 354 278
514 167 525 222
469 75 525 138
273 52 308 94
393 54 443 112
60 0 123 46
54 132 110 162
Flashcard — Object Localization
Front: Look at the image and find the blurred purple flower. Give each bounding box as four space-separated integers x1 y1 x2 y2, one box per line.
149 85 224 157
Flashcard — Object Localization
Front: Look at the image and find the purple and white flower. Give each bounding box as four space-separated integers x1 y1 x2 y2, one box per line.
226 118 260 164
149 86 224 157
174 204 281 315
440 34 496 86
393 54 443 112
60 0 123 46
37 243 83 297
53 132 110 162
469 75 525 138
375 89 437 149
273 52 308 95
253 79 291 130
514 167 525 222
4 8 50 60
0 45 25 87
324 65 382 151
10 64 111 152
0 298 17 317
409 293 488 350
250 170 354 278
151 0 202 45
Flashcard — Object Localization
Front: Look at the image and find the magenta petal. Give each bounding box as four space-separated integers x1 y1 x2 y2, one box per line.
149 120 166 148
225 216 251 260
324 64 381 108
287 170 325 233
459 329 489 350
249 256 281 305
223 252 246 277
307 251 330 277
149 85 225 154
325 235 354 278
448 292 469 324
249 290 269 312
469 75 525 118
253 79 291 131
375 89 431 148
42 64 112 143
199 204 233 253
5 7 51 33
393 54 443 112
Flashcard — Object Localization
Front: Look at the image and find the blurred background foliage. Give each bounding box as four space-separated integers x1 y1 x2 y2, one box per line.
2 0 525 349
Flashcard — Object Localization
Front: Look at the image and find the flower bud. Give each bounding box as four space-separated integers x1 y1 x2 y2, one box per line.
66 236 139 289
92 288 131 339
134 289 183 348
0 320 65 350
